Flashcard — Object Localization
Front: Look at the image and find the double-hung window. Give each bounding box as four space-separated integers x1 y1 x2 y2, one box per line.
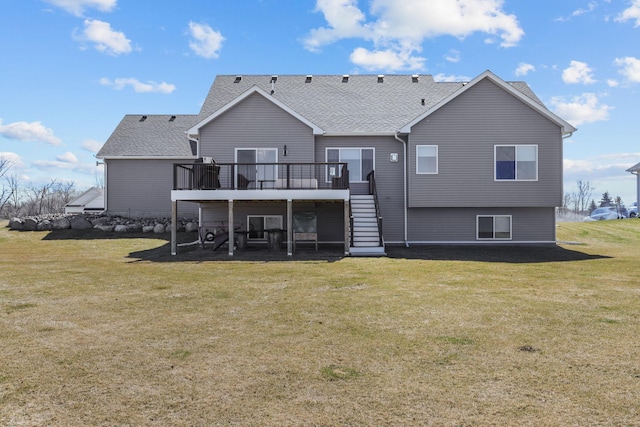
477 215 512 240
416 145 438 174
495 145 537 181
326 148 374 182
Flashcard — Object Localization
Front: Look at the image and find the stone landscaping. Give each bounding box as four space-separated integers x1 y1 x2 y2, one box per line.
7 214 199 234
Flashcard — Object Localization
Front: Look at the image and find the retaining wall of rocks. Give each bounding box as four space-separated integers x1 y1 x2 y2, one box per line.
7 214 199 234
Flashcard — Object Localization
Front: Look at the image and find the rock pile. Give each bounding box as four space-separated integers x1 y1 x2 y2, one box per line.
7 214 199 234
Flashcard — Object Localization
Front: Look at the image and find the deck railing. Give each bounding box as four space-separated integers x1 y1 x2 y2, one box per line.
173 162 349 191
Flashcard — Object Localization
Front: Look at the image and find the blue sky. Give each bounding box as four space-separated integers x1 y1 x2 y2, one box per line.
1 0 640 204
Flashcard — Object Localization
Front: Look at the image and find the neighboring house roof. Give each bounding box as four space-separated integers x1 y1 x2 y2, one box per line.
96 114 198 158
197 73 548 135
626 162 640 173
64 187 104 213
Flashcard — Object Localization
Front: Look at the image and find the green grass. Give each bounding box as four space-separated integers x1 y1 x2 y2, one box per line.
1 220 640 425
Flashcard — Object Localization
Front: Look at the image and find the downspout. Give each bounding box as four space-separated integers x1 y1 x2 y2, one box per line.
394 132 409 247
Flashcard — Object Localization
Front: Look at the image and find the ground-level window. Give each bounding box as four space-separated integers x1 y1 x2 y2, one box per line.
477 215 512 240
248 215 283 240
326 148 374 182
416 145 438 174
495 145 537 181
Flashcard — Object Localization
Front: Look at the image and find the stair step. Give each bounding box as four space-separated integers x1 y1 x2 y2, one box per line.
350 194 384 255
350 233 379 238
349 246 386 256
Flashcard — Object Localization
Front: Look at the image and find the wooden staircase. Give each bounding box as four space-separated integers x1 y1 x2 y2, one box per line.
349 194 386 256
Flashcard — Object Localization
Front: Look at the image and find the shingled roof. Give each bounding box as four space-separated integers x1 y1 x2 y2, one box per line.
98 73 549 158
97 114 197 158
197 74 544 135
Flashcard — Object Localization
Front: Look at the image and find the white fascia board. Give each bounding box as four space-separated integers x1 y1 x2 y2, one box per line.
172 189 349 202
187 86 324 136
399 70 578 135
321 132 397 137
626 162 640 173
98 156 197 160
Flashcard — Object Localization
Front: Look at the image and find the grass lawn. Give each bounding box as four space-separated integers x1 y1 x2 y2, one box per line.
1 220 639 425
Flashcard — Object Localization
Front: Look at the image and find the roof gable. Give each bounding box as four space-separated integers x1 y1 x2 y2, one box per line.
399 70 577 135
189 86 323 136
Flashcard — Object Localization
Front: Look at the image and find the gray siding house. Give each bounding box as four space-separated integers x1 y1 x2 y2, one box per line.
96 71 576 256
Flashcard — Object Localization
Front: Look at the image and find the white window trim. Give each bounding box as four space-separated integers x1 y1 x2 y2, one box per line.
476 215 512 240
325 147 375 183
494 145 538 182
234 148 279 163
247 215 283 240
416 145 438 174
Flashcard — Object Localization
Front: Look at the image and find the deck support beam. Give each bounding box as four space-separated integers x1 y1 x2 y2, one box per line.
171 200 177 255
287 199 293 256
228 200 234 256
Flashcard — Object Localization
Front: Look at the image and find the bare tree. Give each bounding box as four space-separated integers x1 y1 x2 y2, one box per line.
5 175 22 216
94 170 104 188
574 180 595 214
50 181 77 212
25 181 58 216
0 157 14 217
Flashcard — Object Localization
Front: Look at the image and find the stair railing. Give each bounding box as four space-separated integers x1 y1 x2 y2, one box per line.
366 171 383 247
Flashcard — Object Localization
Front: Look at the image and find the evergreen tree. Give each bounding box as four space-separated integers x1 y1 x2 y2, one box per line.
599 191 613 207
588 199 598 212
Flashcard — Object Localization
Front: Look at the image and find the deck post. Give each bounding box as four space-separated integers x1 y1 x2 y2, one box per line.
287 199 293 256
171 200 177 255
344 199 350 255
228 199 234 256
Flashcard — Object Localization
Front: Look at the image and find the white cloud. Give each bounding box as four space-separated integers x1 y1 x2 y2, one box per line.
0 152 24 169
614 56 640 82
433 73 472 82
304 0 370 52
33 160 99 174
572 1 597 17
515 62 535 76
304 0 524 71
562 61 596 84
75 19 132 56
57 152 78 163
0 119 62 146
81 139 103 153
607 79 620 87
445 49 461 63
188 22 225 59
99 77 176 94
43 0 117 17
616 0 640 26
550 93 612 126
350 47 425 71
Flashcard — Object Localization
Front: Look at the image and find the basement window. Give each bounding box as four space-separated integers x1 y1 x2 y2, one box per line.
477 215 512 240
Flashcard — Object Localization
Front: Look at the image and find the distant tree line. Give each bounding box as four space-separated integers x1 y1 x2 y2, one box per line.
0 156 86 219
559 180 628 221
